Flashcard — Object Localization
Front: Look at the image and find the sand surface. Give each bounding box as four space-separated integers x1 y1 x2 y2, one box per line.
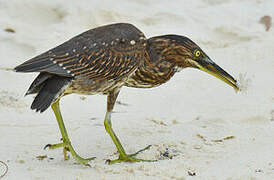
0 0 274 179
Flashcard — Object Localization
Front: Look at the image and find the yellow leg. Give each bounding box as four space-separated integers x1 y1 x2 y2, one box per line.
104 90 156 164
45 100 95 165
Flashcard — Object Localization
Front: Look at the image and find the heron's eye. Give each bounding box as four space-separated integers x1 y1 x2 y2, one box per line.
194 50 201 57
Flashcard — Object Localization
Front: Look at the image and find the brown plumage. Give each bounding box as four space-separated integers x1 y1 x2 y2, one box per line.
15 23 147 111
14 23 239 165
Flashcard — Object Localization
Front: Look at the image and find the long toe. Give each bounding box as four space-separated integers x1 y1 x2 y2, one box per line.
66 144 95 166
44 142 65 150
44 141 95 165
73 155 96 166
129 145 152 157
106 154 156 165
106 145 155 164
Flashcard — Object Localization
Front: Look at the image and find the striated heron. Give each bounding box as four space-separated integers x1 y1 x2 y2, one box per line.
14 23 239 165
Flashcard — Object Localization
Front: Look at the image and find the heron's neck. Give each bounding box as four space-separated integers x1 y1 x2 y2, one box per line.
125 40 176 88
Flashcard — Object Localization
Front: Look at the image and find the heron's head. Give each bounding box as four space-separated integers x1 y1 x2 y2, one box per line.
150 35 239 91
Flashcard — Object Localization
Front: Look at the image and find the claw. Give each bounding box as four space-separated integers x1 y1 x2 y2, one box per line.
75 162 93 167
105 159 111 164
84 163 91 167
44 144 51 150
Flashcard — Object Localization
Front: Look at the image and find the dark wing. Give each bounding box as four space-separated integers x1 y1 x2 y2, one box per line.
15 23 147 81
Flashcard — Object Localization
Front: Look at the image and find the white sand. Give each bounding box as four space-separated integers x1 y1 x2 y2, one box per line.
0 0 274 179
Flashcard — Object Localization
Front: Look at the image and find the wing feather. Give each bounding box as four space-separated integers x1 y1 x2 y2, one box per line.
15 23 147 81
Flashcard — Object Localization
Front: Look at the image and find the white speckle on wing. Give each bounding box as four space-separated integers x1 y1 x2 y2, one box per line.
83 46 87 50
174 66 183 72
130 40 136 45
65 53 69 56
73 49 76 53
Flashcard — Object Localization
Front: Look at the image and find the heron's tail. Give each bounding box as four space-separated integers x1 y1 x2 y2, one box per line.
27 73 72 112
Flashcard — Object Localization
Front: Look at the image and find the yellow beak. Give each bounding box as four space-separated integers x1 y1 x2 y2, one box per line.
195 60 239 92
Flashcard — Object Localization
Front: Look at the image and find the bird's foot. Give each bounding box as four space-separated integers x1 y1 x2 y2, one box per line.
44 142 71 160
106 145 156 164
44 141 95 166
